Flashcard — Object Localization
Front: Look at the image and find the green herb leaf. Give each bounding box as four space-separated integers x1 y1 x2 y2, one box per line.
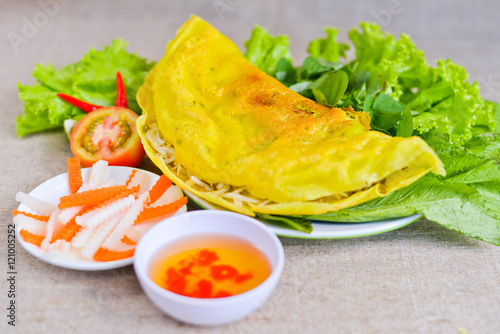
303 56 343 79
311 89 328 106
395 107 413 137
309 70 349 106
275 58 297 87
256 213 313 234
370 93 407 131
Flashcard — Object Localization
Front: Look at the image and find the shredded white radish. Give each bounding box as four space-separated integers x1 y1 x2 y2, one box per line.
127 170 151 194
101 179 115 187
106 241 136 252
40 213 60 251
124 222 157 244
44 239 71 253
57 206 82 225
80 214 123 259
88 160 108 189
76 195 136 229
13 215 47 236
102 192 149 249
15 192 57 216
71 226 95 248
149 185 183 208
175 205 188 215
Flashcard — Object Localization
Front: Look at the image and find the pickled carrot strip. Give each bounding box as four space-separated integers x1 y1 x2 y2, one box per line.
77 194 135 229
93 247 135 262
67 157 83 194
74 185 139 226
58 185 128 209
50 220 81 243
95 185 140 210
134 196 188 224
125 169 138 187
147 175 173 205
20 229 45 247
121 235 137 246
12 209 50 222
148 185 183 208
15 191 57 216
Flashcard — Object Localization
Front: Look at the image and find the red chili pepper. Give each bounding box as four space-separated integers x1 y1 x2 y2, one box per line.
196 279 213 298
210 264 239 280
197 249 219 266
116 71 128 108
179 261 194 275
57 93 103 113
165 267 187 296
235 272 253 284
214 290 233 298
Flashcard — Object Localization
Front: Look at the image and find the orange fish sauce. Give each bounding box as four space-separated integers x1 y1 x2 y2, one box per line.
149 234 272 298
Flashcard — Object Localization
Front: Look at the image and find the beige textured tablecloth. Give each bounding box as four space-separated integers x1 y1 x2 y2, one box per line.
1 1 500 333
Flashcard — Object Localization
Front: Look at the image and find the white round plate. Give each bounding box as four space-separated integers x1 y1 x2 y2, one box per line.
16 166 160 271
183 190 421 239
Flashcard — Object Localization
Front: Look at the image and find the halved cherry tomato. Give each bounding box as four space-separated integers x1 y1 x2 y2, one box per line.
70 107 145 167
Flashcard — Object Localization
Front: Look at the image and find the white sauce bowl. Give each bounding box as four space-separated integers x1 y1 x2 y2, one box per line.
134 210 285 326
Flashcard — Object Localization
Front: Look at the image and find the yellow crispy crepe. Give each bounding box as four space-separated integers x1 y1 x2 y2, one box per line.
137 16 445 216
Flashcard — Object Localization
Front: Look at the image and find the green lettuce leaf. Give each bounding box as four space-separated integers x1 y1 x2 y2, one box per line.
244 25 292 76
17 83 84 137
412 60 497 143
395 107 413 137
302 133 500 245
307 27 349 62
17 39 155 137
243 22 500 245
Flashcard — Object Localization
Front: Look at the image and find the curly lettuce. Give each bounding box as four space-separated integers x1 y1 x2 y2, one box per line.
17 39 155 137
244 22 500 244
246 22 497 144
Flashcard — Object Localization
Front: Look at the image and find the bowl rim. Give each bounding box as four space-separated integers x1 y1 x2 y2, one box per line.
134 210 285 306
